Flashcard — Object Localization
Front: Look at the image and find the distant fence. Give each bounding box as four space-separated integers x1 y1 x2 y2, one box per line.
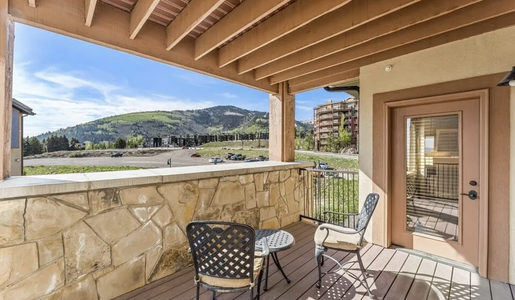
146 133 270 147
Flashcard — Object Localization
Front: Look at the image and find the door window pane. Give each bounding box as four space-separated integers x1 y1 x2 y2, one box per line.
406 115 459 241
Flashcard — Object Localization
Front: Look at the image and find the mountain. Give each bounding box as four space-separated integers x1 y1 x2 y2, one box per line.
36 105 313 143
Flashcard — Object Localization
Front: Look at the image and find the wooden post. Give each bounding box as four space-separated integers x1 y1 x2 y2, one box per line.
269 82 295 162
0 0 13 180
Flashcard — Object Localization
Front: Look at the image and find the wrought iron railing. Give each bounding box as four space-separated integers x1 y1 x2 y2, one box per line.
302 169 359 228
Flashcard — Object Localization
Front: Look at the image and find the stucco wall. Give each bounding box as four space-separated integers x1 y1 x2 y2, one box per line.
0 167 307 299
359 25 515 281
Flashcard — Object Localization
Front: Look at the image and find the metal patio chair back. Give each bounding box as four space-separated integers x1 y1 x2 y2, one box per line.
314 193 380 298
186 221 264 300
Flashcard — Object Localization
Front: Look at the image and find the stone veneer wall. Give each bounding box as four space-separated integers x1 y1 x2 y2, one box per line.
0 168 307 300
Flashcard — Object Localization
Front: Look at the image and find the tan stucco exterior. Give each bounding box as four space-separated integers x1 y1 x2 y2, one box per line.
359 25 515 282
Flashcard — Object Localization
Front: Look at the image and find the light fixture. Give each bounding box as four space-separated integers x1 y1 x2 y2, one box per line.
385 65 393 72
497 66 515 87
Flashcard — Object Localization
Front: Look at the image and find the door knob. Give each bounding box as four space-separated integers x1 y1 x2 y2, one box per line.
460 190 477 200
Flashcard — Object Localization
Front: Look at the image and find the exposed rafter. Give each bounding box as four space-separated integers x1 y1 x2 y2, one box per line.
255 0 482 80
268 0 515 84
84 0 98 27
166 0 225 51
218 0 351 68
27 0 35 7
289 69 359 94
130 0 160 40
194 0 290 60
8 0 277 93
238 0 422 75
278 11 515 88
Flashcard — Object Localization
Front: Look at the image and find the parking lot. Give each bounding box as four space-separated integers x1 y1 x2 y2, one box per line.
24 149 242 169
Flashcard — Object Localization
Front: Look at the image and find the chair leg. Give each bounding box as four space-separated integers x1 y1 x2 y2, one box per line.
256 269 264 300
212 290 217 300
196 284 200 300
356 251 372 298
315 245 324 289
321 254 325 266
249 286 254 300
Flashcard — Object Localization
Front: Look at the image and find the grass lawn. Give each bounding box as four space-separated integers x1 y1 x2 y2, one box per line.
24 165 143 176
197 148 358 171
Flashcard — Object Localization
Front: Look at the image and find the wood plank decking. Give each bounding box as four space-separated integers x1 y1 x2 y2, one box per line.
115 221 514 300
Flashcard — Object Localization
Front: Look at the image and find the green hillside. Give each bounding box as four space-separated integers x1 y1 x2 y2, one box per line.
36 105 312 143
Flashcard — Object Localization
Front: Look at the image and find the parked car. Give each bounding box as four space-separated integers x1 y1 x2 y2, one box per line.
182 146 189 149
226 153 235 159
318 162 329 169
244 158 260 163
190 153 201 157
230 154 246 161
111 152 123 158
257 155 269 161
208 157 224 163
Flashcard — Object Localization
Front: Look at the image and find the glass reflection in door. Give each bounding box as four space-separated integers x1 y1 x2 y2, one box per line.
406 114 459 241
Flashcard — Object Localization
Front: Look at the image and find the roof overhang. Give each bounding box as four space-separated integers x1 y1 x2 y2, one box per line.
12 98 35 116
8 0 515 94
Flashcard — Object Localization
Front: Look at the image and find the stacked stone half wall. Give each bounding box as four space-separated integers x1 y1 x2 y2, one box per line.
0 167 307 300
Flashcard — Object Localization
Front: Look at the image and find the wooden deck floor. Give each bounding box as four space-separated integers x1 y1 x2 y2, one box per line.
115 221 515 300
407 198 459 241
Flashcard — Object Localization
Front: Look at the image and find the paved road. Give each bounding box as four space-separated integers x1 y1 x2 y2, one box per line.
24 149 242 168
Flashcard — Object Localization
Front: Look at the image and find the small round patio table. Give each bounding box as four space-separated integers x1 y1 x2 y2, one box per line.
255 229 295 291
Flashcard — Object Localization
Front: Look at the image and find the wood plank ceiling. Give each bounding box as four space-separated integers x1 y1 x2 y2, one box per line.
9 0 515 94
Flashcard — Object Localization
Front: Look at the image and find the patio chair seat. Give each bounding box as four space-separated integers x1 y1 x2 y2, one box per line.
314 223 363 251
198 257 264 289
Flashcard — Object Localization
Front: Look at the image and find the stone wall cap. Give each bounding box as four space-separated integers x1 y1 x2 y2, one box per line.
0 162 313 200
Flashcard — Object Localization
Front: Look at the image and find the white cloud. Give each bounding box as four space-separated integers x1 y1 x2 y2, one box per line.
221 92 237 99
13 63 214 136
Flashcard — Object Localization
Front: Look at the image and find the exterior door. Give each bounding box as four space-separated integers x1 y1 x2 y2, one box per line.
391 98 482 267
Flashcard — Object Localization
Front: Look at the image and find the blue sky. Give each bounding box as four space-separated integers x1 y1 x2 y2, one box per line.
14 24 348 137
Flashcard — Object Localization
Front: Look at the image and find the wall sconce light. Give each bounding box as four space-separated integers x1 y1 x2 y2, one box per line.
497 66 515 87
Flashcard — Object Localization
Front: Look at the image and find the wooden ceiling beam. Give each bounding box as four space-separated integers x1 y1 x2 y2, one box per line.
256 0 482 80
280 11 515 88
7 0 277 93
130 0 160 40
289 69 359 94
27 0 35 7
84 0 98 27
166 0 225 51
218 0 351 68
194 0 290 60
269 0 515 84
238 0 422 75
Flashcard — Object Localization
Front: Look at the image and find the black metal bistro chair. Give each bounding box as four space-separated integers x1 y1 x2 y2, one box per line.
186 221 269 300
314 193 380 297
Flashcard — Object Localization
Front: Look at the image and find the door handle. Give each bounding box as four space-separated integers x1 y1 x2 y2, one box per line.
460 190 477 200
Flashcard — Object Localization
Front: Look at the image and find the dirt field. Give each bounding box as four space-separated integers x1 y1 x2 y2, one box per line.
24 149 242 168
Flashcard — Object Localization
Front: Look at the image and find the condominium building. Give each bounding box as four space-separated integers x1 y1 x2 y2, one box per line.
313 98 359 151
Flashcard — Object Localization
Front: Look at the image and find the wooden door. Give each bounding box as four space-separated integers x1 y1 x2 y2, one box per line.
391 98 482 267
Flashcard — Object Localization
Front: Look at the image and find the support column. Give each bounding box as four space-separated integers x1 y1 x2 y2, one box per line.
0 0 14 180
269 82 295 162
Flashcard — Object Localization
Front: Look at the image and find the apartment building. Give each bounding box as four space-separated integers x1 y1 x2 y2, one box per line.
314 98 359 151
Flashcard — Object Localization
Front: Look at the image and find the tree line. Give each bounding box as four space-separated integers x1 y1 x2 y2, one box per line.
23 134 145 157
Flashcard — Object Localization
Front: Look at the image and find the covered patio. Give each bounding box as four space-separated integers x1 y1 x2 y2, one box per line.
116 221 515 300
0 0 514 299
